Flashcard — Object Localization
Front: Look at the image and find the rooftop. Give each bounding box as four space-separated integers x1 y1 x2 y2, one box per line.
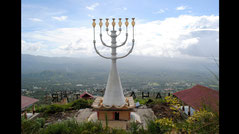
173 84 219 112
80 91 94 99
21 96 39 110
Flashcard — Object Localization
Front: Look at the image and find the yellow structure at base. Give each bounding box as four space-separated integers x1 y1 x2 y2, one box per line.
92 96 135 121
98 111 131 121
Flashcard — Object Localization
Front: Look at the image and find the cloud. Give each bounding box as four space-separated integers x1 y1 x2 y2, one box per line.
21 40 43 54
88 14 94 18
22 27 95 57
22 15 219 58
52 16 68 21
154 9 165 14
114 7 128 11
29 18 42 22
179 38 199 49
178 30 219 57
86 3 99 11
133 15 218 58
176 6 187 10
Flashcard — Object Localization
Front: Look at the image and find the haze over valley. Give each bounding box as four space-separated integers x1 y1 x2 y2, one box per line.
22 54 219 93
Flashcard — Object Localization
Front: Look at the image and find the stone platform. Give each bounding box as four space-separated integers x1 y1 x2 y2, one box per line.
74 108 156 130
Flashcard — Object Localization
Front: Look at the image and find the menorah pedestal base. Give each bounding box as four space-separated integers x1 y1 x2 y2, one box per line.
102 61 126 107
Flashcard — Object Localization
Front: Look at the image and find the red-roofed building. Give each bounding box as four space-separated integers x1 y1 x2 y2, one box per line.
21 96 39 119
80 92 94 100
173 84 219 115
21 96 39 111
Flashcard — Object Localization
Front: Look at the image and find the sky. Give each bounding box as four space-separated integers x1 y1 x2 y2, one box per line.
21 0 219 59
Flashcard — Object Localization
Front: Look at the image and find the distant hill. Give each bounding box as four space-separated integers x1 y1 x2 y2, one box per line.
22 54 217 74
21 54 218 87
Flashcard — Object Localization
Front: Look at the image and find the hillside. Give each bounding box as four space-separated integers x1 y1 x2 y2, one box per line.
21 54 219 91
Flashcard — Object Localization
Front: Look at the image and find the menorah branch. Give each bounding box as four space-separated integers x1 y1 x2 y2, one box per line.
116 30 121 37
115 39 135 59
100 34 111 48
106 30 111 37
93 41 113 59
116 33 128 48
92 18 135 60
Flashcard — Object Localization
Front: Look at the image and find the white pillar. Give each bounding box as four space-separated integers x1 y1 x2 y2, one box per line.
103 60 126 106
102 30 126 107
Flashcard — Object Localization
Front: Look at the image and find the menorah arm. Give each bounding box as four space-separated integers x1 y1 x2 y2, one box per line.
116 33 128 48
117 30 121 36
115 39 135 59
100 34 111 48
107 30 111 37
93 40 113 59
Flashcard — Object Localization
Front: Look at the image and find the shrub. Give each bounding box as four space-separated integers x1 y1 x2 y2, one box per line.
71 99 92 110
129 121 141 134
149 98 167 106
35 118 45 128
39 120 105 134
39 120 75 134
42 104 65 116
36 98 94 112
164 95 181 108
146 120 162 134
155 118 175 133
111 128 130 134
146 118 177 134
35 104 48 113
21 117 45 134
36 99 94 116
185 109 219 133
134 98 149 105
77 121 104 134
